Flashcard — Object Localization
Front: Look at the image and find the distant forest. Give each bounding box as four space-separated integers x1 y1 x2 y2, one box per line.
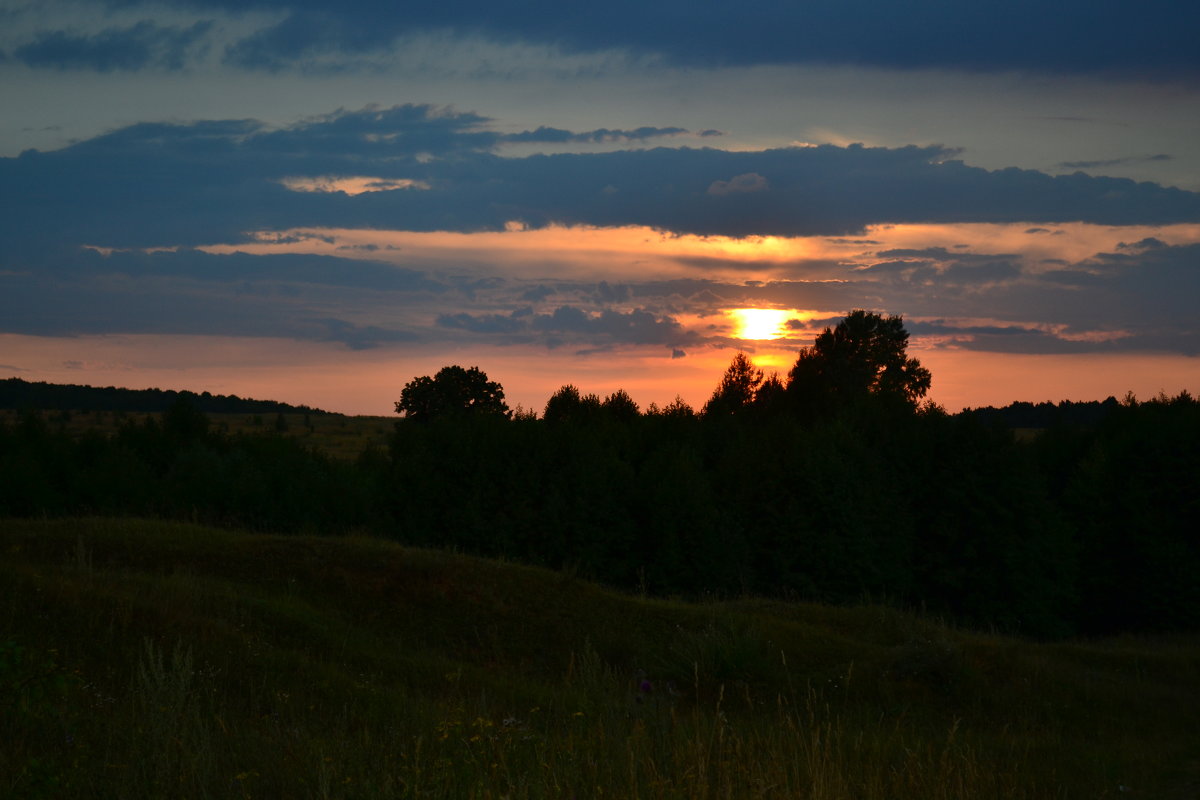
0 377 330 416
2 313 1197 639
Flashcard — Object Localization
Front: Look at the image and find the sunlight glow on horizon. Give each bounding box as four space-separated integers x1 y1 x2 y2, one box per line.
191 221 1200 292
2 333 1196 417
196 224 828 281
44 223 1200 417
200 221 1200 263
730 308 791 340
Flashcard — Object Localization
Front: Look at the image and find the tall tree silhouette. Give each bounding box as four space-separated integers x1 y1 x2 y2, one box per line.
703 352 763 416
395 365 509 421
787 310 930 414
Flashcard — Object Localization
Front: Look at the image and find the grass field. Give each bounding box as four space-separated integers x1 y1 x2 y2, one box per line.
0 409 395 460
2 517 1198 798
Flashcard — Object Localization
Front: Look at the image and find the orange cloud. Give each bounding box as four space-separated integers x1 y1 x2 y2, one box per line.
279 176 431 195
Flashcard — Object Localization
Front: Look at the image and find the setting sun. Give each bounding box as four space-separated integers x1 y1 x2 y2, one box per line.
731 308 791 340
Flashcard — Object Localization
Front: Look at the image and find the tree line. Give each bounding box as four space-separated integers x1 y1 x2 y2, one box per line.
2 311 1197 638
395 310 933 423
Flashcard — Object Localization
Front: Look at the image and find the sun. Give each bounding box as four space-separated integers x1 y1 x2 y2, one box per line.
730 308 791 340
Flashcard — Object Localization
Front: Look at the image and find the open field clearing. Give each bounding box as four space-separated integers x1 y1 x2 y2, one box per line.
0 409 393 461
3 518 1198 798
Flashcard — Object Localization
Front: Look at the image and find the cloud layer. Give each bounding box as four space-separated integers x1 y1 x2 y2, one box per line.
5 105 1199 255
6 0 1198 79
2 102 1198 381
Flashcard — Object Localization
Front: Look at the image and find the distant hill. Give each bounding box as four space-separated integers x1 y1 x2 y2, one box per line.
0 376 331 415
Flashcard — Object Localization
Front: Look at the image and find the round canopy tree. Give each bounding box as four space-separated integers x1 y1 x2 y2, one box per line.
395 365 509 421
786 310 931 412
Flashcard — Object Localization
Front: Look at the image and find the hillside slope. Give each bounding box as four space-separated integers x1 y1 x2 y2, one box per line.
2 518 1198 798
0 377 329 415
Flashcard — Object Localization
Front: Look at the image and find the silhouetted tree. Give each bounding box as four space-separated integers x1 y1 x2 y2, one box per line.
543 384 602 423
602 389 640 422
751 372 787 414
511 404 538 421
647 395 697 419
395 365 509 421
703 353 763 416
787 310 930 414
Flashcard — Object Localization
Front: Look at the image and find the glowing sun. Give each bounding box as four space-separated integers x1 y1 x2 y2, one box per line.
731 308 791 340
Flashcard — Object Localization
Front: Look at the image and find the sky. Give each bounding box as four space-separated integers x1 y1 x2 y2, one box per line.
2 0 1199 415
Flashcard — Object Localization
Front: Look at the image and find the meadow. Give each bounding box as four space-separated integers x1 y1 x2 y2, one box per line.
0 408 395 461
3 517 1199 799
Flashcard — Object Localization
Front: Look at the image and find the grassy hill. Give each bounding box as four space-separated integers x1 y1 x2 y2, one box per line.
0 377 331 416
0 407 395 460
2 518 1198 798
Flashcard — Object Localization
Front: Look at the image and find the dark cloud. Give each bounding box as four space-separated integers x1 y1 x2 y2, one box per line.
248 104 498 156
11 110 1198 253
13 246 446 294
0 235 721 353
923 324 1126 355
885 241 1200 354
592 281 632 304
520 285 556 302
938 325 1200 357
0 246 444 347
941 259 1022 284
876 247 954 259
433 305 698 351
857 259 933 276
1115 237 1168 251
1082 241 1200 320
908 320 1047 337
531 306 693 347
57 0 1194 79
0 269 297 340
857 248 1024 287
504 126 689 144
4 103 1199 359
1057 154 1173 170
437 312 527 334
875 247 1019 263
13 20 213 72
707 172 768 196
314 318 419 350
664 256 790 273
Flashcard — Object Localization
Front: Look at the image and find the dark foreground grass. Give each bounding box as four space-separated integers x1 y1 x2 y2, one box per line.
2 518 1198 798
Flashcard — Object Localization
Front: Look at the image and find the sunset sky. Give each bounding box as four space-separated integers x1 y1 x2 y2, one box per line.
2 0 1199 415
